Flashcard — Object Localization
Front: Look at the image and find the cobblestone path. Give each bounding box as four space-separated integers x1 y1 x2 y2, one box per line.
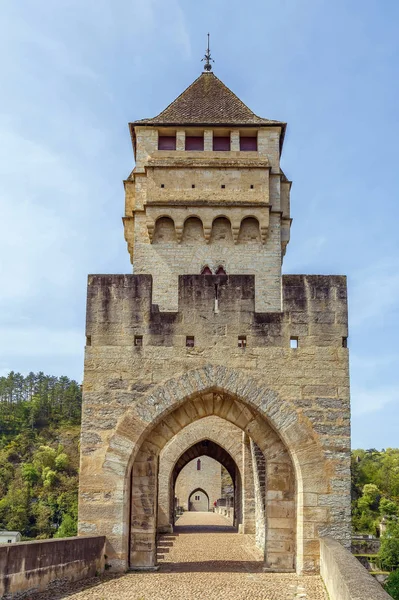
36 512 327 600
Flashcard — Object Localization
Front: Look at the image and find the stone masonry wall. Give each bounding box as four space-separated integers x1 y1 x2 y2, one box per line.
251 440 266 552
0 536 105 599
80 272 350 574
124 126 290 313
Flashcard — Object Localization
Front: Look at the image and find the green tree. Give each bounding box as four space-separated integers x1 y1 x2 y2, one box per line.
54 514 77 538
55 453 69 471
385 569 399 600
380 498 399 517
21 463 39 485
379 521 399 570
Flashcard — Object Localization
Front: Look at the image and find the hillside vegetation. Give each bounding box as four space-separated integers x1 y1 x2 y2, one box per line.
1 370 399 551
0 371 81 539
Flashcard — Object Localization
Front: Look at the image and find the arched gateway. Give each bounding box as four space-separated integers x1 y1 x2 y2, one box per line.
78 67 351 577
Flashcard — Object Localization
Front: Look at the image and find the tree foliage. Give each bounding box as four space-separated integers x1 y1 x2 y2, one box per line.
351 449 399 535
385 569 399 600
0 371 81 539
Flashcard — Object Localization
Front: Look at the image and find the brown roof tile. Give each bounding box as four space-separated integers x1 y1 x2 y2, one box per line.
131 72 284 127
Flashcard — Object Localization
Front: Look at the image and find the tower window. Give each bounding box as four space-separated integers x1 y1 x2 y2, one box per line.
197 459 201 471
240 136 257 151
134 335 143 347
290 337 298 349
158 135 176 150
250 184 254 189
160 184 165 188
86 335 91 347
192 184 195 188
342 337 348 348
221 184 225 189
186 136 204 151
186 336 195 348
213 136 230 151
238 336 247 348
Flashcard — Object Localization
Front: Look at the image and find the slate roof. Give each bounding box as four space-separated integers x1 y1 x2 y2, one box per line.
131 72 284 127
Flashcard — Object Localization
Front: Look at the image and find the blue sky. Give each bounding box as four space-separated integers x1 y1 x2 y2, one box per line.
0 0 398 448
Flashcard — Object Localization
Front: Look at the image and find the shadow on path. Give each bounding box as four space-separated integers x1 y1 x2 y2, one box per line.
160 560 264 573
173 523 237 534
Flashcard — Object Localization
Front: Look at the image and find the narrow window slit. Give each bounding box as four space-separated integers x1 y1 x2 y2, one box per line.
186 336 195 348
290 337 298 349
238 335 247 348
214 284 219 313
342 337 348 348
134 335 143 347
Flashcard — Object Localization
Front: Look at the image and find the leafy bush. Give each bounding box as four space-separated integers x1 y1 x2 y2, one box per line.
385 569 399 600
379 521 399 570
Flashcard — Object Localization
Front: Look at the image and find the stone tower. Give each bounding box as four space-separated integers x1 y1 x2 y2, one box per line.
79 64 351 575
123 71 291 312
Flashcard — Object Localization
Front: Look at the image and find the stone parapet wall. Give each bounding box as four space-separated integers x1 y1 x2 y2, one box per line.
320 537 390 600
0 536 105 599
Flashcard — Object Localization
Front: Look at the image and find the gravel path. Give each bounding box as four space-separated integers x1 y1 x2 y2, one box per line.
34 512 327 600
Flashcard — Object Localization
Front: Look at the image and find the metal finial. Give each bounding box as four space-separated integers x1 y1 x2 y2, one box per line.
201 33 214 71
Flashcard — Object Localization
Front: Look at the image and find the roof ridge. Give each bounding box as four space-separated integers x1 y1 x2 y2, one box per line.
130 72 284 127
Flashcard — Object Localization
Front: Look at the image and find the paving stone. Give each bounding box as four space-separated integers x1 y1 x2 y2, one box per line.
36 513 327 600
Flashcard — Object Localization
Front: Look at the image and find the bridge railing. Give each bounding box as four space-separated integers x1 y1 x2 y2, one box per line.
320 536 391 600
0 535 105 598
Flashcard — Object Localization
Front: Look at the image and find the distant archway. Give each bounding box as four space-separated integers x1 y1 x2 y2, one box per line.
188 488 209 512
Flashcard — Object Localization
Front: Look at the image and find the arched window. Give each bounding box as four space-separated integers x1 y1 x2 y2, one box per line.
197 459 201 471
201 266 212 275
215 265 226 275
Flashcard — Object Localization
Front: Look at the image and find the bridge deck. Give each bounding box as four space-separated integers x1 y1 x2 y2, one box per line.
35 512 327 599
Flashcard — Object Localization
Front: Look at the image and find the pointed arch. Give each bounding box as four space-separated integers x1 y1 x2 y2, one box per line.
95 365 331 574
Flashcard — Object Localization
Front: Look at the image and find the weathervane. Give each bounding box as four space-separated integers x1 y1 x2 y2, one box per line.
201 33 214 71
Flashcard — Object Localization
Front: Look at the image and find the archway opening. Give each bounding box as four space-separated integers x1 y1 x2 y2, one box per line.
188 487 209 512
128 389 296 572
170 439 241 529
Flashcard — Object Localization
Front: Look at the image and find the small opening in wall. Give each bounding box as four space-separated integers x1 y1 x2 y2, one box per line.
86 335 91 347
197 459 201 470
134 335 143 347
250 184 254 189
186 336 195 348
160 184 165 188
221 184 225 189
238 335 247 348
290 337 298 349
201 265 212 275
342 337 348 348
